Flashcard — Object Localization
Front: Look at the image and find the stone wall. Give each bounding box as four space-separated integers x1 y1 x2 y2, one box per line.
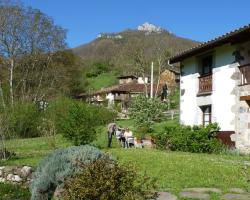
160 69 178 93
234 84 250 153
231 42 250 153
0 166 33 186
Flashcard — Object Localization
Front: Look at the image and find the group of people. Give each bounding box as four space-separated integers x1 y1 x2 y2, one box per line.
107 123 134 148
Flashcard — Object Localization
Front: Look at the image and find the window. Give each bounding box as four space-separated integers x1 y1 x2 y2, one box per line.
201 55 213 75
201 105 212 126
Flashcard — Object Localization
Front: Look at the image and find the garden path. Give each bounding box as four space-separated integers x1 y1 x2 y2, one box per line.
156 188 250 200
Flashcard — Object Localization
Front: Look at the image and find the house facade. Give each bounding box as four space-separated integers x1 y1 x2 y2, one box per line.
169 24 250 152
77 75 163 111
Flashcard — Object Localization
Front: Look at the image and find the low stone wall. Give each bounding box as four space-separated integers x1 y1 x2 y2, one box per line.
0 166 33 186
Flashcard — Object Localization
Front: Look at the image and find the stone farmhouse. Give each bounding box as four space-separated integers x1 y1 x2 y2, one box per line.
169 24 250 152
78 75 163 110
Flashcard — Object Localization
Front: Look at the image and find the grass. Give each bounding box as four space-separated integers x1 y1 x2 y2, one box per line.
0 183 30 200
108 148 250 193
0 135 71 166
1 119 250 196
87 72 117 90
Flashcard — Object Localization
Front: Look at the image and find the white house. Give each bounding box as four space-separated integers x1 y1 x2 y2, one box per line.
169 24 250 153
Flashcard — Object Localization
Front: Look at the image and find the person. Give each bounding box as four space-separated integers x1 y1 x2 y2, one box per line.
107 123 116 148
118 128 126 148
124 128 134 148
161 83 168 101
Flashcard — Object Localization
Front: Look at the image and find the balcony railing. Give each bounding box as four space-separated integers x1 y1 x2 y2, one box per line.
198 74 212 94
239 63 250 85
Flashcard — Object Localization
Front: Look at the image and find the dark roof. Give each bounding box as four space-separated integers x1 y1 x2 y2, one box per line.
117 75 138 79
169 24 250 64
77 83 163 97
112 83 163 95
77 85 120 97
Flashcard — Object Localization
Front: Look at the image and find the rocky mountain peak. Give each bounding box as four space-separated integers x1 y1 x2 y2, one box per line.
137 22 164 33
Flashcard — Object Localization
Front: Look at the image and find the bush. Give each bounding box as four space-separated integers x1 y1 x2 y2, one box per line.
0 148 16 160
54 99 116 145
63 156 156 200
85 62 110 78
30 145 106 200
129 95 167 135
152 123 225 153
6 102 42 138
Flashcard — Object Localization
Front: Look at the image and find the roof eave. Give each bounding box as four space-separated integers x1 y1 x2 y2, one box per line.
169 23 250 64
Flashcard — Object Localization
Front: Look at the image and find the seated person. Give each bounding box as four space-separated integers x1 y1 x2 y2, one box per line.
115 127 122 139
118 128 126 148
124 128 134 148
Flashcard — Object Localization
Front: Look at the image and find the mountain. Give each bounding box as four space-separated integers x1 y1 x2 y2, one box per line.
73 22 199 62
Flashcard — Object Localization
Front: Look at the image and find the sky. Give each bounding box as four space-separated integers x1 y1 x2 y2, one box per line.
22 0 250 48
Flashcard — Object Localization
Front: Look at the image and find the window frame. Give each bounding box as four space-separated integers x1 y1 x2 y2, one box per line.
198 53 214 77
201 105 212 126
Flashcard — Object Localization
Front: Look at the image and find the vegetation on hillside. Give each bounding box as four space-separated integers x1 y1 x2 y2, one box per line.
74 26 199 94
0 2 85 108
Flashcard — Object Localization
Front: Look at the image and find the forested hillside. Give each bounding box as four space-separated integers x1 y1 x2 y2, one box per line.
73 23 200 91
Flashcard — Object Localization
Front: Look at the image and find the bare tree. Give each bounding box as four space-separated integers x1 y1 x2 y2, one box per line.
152 40 171 97
0 2 67 105
0 4 26 106
125 38 152 96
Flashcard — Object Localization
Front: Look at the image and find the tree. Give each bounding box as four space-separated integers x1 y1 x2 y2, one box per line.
129 95 167 133
0 2 67 106
152 40 171 97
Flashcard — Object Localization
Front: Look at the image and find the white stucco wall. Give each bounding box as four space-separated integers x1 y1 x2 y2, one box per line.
180 57 200 126
180 44 237 131
211 45 236 130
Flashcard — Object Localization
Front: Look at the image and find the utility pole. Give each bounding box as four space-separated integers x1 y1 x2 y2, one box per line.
150 62 154 98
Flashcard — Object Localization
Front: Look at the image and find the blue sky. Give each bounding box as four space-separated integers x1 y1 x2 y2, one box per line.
22 0 250 48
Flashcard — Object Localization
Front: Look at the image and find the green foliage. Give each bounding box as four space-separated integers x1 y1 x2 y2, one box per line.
51 97 116 145
30 145 106 200
152 123 225 153
86 72 117 90
129 95 167 136
0 148 16 160
85 62 110 78
0 183 30 200
6 102 42 138
169 88 180 109
63 156 156 200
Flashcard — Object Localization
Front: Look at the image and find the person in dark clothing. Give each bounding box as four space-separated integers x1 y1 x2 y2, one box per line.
161 83 168 101
107 123 116 148
118 129 126 148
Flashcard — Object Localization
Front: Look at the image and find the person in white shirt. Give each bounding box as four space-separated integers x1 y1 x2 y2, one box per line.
124 128 133 148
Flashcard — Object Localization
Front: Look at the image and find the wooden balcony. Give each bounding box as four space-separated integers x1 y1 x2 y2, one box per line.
239 63 250 85
198 74 212 94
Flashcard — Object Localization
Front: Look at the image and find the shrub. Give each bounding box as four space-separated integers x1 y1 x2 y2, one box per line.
0 148 16 160
54 99 116 145
91 105 117 125
129 95 167 135
152 123 225 153
30 145 106 200
85 62 110 78
6 102 42 138
63 156 156 200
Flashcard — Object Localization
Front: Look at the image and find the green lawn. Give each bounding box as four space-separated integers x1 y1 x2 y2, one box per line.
87 72 117 90
0 135 71 166
0 183 30 200
108 148 250 193
1 128 250 193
